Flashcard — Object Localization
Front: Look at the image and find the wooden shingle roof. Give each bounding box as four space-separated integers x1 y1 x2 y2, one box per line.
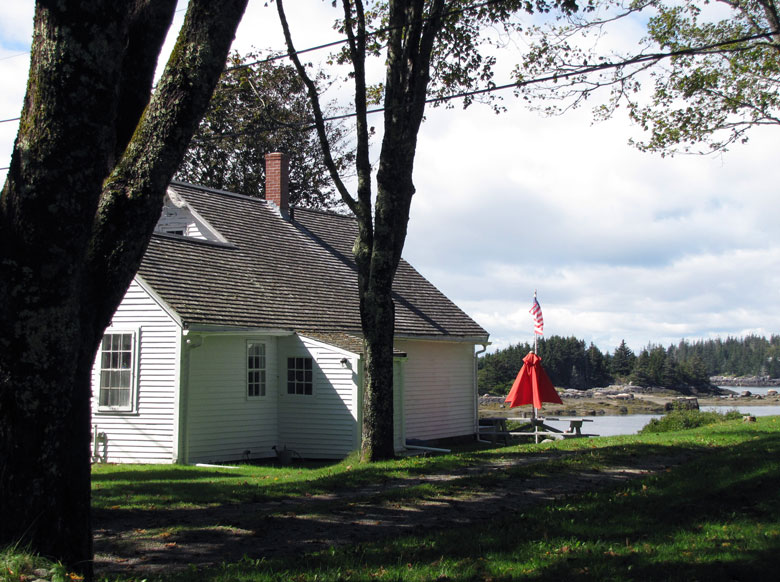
137 182 489 343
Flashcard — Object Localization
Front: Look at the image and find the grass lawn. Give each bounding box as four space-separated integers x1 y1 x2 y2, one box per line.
5 415 780 581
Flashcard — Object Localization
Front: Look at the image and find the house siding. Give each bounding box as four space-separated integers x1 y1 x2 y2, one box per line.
396 339 477 442
185 335 279 464
277 335 359 459
90 280 181 463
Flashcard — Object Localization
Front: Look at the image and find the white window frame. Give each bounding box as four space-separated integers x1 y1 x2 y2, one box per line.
247 341 267 398
97 330 138 413
287 356 313 396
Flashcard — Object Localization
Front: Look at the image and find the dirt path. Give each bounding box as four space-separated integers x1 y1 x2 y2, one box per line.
93 448 694 578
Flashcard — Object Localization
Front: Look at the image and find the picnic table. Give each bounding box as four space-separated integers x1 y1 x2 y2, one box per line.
507 417 598 444
478 417 511 444
479 416 598 445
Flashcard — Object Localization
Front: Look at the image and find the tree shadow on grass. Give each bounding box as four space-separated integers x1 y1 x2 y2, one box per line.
116 431 780 581
291 432 780 581
93 437 731 578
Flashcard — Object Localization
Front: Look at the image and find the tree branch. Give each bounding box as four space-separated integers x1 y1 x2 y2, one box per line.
86 0 248 328
276 0 359 215
113 0 179 162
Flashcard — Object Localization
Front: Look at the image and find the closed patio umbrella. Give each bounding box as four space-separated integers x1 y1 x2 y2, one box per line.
505 351 562 410
505 351 563 442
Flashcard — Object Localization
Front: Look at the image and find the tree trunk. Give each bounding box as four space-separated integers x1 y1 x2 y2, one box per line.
357 0 444 462
360 288 397 461
0 1 247 577
277 0 444 462
0 315 100 574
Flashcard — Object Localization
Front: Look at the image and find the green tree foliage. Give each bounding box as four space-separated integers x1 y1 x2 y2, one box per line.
518 0 780 155
586 341 612 386
176 52 352 208
477 341 533 394
631 0 780 154
609 339 636 378
669 334 780 377
478 333 780 395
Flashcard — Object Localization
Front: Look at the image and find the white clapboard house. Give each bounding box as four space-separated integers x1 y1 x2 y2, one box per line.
90 153 490 464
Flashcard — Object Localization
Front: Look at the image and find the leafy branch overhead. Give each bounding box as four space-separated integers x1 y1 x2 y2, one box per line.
177 52 353 209
516 0 780 155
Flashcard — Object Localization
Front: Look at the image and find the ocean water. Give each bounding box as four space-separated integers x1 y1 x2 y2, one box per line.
540 414 662 437
540 402 780 438
511 386 780 438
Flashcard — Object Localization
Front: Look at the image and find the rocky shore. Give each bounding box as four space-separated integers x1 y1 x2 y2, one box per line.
710 375 780 387
480 384 780 417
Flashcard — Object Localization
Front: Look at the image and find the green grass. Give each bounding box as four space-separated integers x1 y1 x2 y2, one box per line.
163 419 780 582
639 408 744 434
7 417 780 581
0 546 70 582
90 450 503 511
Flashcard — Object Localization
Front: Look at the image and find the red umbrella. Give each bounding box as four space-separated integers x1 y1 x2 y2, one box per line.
505 352 562 410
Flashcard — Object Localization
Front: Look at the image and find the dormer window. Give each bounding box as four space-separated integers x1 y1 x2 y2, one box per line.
154 189 228 243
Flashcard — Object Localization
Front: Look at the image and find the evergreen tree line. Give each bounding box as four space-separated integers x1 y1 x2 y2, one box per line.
478 334 780 395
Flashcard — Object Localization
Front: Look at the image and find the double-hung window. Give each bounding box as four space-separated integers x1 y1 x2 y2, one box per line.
98 332 136 412
247 342 266 397
287 357 313 395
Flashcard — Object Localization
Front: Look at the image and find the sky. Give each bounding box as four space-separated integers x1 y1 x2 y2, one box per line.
1 2 778 355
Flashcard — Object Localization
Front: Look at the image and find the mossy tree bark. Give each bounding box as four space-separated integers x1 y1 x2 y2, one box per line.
0 1 247 578
278 0 445 462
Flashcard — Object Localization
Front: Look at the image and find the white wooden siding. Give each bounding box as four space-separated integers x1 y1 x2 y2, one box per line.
185 335 279 464
277 335 359 459
396 339 477 442
90 280 181 463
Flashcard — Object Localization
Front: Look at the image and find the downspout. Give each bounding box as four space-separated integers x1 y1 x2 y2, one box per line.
474 343 490 444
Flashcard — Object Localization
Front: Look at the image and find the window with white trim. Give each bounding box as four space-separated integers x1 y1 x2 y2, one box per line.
247 342 266 397
287 357 313 395
98 332 136 411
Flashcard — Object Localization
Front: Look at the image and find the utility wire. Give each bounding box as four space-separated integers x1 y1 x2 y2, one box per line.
0 0 512 122
1 3 777 133
190 27 780 144
225 0 516 71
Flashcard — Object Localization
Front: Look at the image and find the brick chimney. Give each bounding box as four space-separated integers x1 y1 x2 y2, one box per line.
265 152 289 216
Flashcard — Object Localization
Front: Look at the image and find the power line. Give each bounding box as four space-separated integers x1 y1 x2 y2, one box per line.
191 27 780 143
0 0 510 122
226 0 513 72
0 52 28 61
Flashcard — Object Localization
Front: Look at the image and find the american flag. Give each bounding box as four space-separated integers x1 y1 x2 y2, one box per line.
530 296 544 335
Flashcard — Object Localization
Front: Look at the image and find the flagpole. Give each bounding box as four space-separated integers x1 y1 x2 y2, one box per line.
533 289 538 355
532 290 538 430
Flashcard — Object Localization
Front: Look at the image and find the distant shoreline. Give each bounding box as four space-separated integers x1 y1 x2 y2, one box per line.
479 384 780 418
710 376 780 387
